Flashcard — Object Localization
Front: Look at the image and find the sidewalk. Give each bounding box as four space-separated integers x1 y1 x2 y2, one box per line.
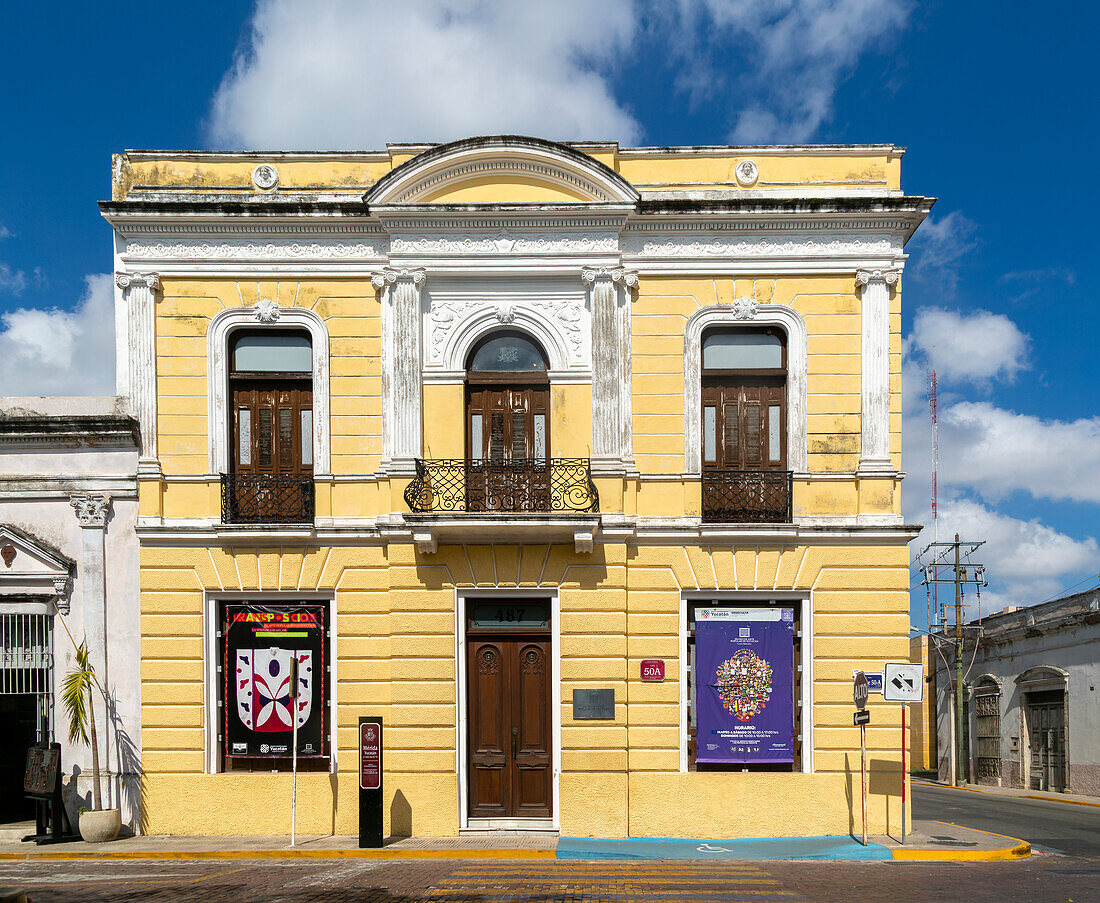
915 776 1100 808
0 820 1027 862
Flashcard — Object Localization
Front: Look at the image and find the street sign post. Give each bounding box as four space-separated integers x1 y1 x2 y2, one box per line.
883 662 924 846
853 672 870 846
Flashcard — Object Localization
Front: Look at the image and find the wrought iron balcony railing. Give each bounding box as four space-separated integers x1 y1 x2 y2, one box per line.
221 473 315 525
701 470 792 523
405 458 599 514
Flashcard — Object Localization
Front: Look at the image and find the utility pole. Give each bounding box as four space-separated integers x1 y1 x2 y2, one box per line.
954 533 965 784
918 535 986 789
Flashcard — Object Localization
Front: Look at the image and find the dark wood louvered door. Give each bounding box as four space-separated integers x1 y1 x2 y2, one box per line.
702 380 786 471
466 385 550 511
467 635 552 819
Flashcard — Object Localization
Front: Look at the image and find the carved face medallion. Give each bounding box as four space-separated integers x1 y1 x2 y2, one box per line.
1 544 14 567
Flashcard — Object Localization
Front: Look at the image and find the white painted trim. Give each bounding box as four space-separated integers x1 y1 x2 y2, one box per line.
207 305 331 476
455 586 560 832
678 591 813 774
683 304 808 474
203 591 336 775
441 305 574 375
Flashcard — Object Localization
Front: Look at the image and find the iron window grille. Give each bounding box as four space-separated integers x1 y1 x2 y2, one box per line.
220 473 315 525
701 470 792 523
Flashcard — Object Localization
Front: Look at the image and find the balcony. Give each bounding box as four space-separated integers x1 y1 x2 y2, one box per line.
405 458 599 514
220 473 315 525
701 470 792 524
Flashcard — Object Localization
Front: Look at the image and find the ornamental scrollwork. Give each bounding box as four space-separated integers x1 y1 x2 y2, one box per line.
70 494 111 527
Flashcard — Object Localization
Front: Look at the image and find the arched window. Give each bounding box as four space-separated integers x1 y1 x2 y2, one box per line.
701 327 787 471
226 329 314 523
465 331 550 462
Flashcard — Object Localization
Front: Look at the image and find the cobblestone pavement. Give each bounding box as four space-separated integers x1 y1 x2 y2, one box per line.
0 854 1097 902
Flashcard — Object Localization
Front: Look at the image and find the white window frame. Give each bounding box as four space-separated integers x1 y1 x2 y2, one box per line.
684 304 807 474
203 591 337 774
207 306 331 476
679 591 813 774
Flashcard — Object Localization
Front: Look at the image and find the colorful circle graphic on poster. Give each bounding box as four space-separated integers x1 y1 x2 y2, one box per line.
716 648 774 722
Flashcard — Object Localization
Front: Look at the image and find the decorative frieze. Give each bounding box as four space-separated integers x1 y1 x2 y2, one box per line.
389 231 618 256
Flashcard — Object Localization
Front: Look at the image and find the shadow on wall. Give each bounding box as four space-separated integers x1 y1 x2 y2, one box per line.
106 690 142 835
390 789 412 838
414 545 610 589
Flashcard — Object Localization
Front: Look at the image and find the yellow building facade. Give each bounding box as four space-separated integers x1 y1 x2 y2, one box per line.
103 136 932 837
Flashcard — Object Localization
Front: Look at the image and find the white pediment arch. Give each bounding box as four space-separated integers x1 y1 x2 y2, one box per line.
367 136 640 206
0 524 74 601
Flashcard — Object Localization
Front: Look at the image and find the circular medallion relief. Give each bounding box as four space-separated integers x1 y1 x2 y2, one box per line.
735 159 759 186
252 163 280 190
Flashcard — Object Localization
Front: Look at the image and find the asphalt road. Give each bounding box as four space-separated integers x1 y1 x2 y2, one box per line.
912 781 1100 858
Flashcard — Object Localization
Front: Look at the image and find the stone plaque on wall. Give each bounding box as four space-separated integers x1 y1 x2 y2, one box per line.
572 688 615 720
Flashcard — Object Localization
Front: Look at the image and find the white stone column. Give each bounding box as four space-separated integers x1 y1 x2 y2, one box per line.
583 266 638 474
856 269 899 473
69 494 111 677
374 268 426 475
115 272 160 478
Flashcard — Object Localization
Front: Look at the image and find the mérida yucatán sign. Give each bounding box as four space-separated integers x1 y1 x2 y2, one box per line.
224 604 327 759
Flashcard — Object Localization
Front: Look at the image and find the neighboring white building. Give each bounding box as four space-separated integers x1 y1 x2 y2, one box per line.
933 588 1100 796
0 397 141 832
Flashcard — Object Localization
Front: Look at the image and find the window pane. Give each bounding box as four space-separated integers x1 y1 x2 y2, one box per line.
702 331 783 370
534 414 547 461
703 405 716 464
301 410 313 467
238 409 251 466
768 405 781 463
233 332 312 372
471 414 483 458
279 408 293 465
468 331 548 372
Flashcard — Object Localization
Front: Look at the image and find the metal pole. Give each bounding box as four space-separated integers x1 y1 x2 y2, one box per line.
861 722 868 846
901 702 907 845
290 657 298 847
954 533 965 785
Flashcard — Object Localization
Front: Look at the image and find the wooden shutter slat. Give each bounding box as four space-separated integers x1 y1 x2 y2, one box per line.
723 401 739 467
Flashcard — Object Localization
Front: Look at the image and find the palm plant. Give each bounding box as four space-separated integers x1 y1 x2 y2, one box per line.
60 639 104 811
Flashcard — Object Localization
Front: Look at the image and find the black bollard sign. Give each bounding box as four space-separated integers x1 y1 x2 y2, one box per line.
358 717 383 848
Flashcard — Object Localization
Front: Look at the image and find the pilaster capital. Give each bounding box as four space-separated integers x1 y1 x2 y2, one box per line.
581 266 639 288
372 267 427 290
115 272 160 291
70 494 111 528
855 268 900 289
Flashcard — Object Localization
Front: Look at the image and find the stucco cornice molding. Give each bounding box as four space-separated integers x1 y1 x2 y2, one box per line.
390 231 618 256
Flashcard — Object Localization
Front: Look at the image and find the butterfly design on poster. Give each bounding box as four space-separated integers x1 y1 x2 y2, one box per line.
235 648 313 732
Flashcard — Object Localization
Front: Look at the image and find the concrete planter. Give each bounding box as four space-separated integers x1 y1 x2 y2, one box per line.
78 808 121 843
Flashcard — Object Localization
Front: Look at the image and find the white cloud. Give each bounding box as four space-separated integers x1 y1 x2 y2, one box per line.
208 0 641 149
0 274 116 396
0 264 27 295
912 497 1097 617
663 0 913 143
907 307 1029 384
907 210 978 296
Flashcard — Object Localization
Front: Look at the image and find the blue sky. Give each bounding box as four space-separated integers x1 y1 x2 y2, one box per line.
1 1 1097 619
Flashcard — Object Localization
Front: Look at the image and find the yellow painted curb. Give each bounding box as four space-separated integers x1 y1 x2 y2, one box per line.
0 848 556 862
916 780 1100 809
891 822 1030 861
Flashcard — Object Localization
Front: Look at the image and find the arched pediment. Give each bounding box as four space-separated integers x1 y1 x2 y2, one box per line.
366 136 639 206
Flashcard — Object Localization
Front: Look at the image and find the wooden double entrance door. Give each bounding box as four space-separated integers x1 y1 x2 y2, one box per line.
466 624 552 820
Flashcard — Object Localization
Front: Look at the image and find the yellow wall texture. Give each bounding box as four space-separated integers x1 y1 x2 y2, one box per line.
140 540 911 837
908 634 937 772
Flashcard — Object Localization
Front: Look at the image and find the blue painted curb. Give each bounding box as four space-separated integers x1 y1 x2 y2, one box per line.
556 835 893 861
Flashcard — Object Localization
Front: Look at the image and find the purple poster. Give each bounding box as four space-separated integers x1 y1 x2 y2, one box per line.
695 607 795 764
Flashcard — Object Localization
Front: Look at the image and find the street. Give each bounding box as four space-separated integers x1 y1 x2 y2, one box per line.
0 786 1096 902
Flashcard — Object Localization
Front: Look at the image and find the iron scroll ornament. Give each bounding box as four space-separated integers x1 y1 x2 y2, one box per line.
404 458 599 514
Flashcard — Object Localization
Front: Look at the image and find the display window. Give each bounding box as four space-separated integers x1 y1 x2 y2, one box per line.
686 600 803 772
217 601 330 772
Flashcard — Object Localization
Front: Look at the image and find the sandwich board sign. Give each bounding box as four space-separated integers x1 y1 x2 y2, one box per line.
883 662 924 703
